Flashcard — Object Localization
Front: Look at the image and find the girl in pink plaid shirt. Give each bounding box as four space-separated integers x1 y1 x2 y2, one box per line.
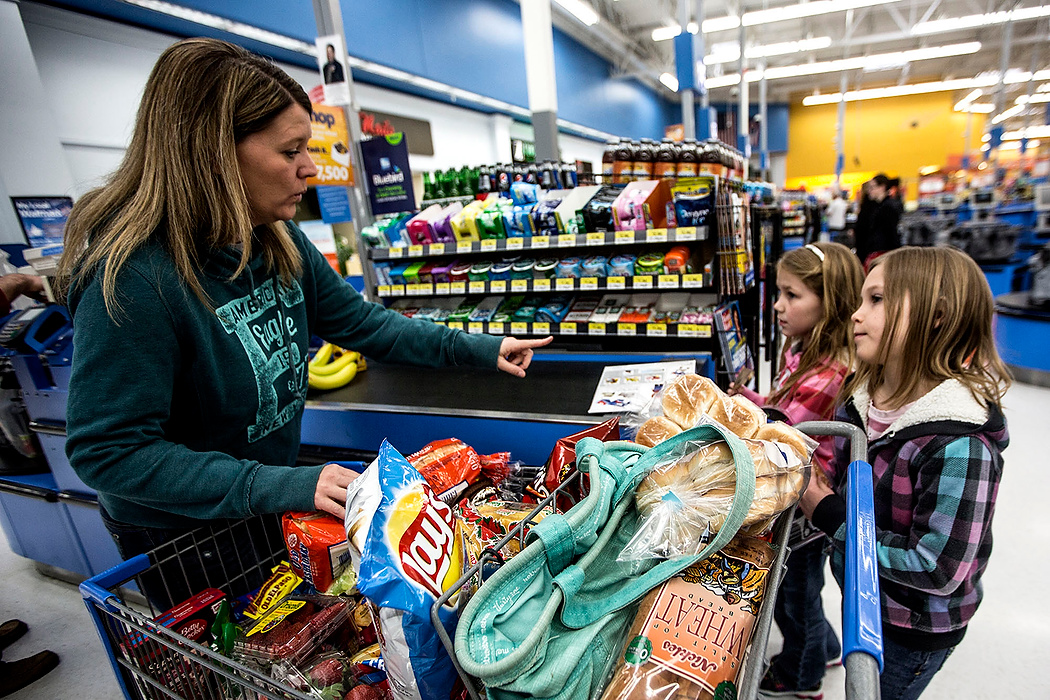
731 241 863 699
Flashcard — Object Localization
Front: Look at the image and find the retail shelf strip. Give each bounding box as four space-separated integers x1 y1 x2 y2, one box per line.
369 226 708 261
377 272 713 297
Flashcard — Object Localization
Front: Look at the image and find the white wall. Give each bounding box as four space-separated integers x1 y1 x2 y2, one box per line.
18 2 604 201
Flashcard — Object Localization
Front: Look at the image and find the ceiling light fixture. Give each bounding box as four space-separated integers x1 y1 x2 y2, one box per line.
802 77 991 105
913 4 1050 35
992 105 1025 124
959 103 995 113
660 72 680 91
553 0 600 26
703 36 834 65
696 0 902 33
651 21 699 41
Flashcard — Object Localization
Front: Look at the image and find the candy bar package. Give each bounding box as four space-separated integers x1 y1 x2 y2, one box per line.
528 416 620 509
283 511 352 594
602 536 775 700
345 441 463 700
456 498 557 597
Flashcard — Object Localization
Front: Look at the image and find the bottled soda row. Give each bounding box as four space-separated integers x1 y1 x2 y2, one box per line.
602 137 747 183
423 162 580 201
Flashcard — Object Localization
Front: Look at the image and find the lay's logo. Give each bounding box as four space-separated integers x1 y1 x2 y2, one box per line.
386 483 462 598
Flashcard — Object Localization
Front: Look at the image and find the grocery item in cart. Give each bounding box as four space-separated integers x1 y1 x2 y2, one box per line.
234 594 351 667
621 435 807 559
407 437 482 497
457 498 557 595
273 649 358 700
349 440 463 700
529 416 620 508
601 535 775 700
283 511 352 594
243 561 304 620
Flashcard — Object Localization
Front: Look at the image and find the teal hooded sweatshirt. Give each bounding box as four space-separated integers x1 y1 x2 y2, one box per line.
65 222 502 528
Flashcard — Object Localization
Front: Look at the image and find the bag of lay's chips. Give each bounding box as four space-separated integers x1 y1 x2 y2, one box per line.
345 441 462 700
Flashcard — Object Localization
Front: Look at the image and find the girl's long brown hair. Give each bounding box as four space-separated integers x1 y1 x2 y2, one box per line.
849 246 1011 410
57 38 309 317
768 242 863 407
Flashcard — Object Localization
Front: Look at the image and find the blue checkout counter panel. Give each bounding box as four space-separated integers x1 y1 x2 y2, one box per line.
995 292 1050 387
3 346 712 580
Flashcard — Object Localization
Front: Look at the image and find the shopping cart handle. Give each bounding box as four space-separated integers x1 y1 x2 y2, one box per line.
844 459 884 672
79 553 151 610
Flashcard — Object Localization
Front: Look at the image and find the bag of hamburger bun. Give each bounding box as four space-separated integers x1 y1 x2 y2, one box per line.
344 441 463 700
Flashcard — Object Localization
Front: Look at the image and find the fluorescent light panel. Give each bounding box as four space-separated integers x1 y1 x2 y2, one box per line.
914 4 1050 35
553 0 600 26
992 105 1025 124
696 0 902 33
704 37 833 65
660 72 680 91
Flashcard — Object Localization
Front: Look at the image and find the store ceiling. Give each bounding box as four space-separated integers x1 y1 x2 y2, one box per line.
554 0 1049 130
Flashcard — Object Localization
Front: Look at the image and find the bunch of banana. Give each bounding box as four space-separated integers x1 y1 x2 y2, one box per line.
307 343 367 390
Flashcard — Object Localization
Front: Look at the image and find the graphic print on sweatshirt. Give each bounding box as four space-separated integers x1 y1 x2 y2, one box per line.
215 278 307 442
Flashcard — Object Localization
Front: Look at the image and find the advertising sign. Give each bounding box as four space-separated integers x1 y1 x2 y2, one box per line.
315 35 350 107
307 104 353 188
10 196 73 248
360 133 415 216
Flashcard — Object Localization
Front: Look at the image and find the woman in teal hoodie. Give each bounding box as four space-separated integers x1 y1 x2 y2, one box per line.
57 38 547 602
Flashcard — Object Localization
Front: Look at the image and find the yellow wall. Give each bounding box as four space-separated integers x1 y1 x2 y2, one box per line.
786 92 985 201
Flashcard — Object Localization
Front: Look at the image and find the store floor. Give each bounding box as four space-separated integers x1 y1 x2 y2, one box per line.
2 381 1048 699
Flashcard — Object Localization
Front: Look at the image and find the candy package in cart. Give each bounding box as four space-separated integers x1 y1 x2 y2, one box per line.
344 441 463 700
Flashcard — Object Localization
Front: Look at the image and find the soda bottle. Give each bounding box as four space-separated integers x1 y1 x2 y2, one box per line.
497 164 512 194
423 171 436 201
525 163 539 185
601 139 617 183
563 161 578 188
677 140 699 178
478 165 493 195
612 139 633 184
633 138 656 180
540 161 557 190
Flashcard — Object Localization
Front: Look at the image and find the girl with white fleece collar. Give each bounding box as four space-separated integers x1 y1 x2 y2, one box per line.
799 247 1010 700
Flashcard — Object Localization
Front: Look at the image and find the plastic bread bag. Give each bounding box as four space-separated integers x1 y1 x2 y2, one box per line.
343 441 463 700
619 434 810 561
625 373 724 446
601 535 776 700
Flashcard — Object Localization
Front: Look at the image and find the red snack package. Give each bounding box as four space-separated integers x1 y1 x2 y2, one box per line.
479 451 512 486
283 512 351 593
233 594 350 667
407 438 481 494
531 417 620 509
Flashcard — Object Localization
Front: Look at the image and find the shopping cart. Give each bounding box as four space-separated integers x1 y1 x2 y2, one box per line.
80 513 318 700
433 420 884 700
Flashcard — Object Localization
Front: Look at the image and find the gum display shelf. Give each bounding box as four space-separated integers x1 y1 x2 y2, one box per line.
376 273 715 298
423 319 713 338
367 226 709 261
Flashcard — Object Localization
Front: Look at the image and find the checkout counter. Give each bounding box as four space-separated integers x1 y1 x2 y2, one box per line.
0 305 713 581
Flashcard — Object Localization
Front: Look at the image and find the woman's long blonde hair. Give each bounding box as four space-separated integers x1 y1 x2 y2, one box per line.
768 241 863 407
850 246 1011 410
57 38 308 316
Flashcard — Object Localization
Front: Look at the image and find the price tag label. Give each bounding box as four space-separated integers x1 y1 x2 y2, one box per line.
408 245 424 257
532 236 550 249
533 322 550 335
506 237 524 250
429 243 445 255
450 282 467 295
682 274 705 288
490 280 507 293
646 228 668 243
448 321 464 331
511 322 529 335
388 247 404 258
698 324 712 337
406 283 419 294
678 324 698 338
556 277 575 291
580 277 598 290
606 276 626 290
615 231 635 245
435 282 451 295
533 278 551 292
423 283 437 295
468 322 484 334
432 320 446 327
457 241 474 254
377 285 391 296
586 232 605 246
469 281 486 294
588 322 606 336
557 234 576 248
511 279 529 292
647 323 667 337
633 275 653 289
391 285 405 296
560 322 577 335
488 322 504 335
674 227 697 242
480 239 498 252
658 275 679 289
618 323 637 336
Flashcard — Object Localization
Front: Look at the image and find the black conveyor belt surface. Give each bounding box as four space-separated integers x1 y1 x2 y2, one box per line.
305 359 607 419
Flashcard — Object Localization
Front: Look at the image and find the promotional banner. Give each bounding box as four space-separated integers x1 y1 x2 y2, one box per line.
315 35 350 107
360 133 415 216
10 196 73 248
307 104 353 188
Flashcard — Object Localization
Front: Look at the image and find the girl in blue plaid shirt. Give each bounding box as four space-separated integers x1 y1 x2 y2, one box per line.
800 247 1010 700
